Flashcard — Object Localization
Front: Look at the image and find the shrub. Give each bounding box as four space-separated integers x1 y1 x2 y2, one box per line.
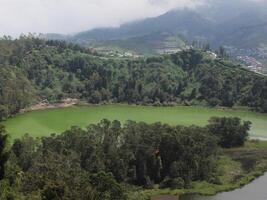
160 177 185 189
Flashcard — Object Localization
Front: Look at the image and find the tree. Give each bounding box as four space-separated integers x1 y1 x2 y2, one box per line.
41 182 65 200
89 171 127 200
207 117 251 148
12 134 38 171
0 125 8 180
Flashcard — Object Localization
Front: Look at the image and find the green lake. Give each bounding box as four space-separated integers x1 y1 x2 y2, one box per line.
2 105 267 139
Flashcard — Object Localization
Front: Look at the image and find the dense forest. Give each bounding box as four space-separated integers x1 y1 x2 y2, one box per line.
0 36 267 121
0 117 250 200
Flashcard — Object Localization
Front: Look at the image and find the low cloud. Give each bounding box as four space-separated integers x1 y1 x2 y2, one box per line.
0 0 265 37
0 0 205 37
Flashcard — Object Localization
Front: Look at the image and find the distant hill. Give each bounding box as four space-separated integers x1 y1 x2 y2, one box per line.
214 10 267 48
43 9 214 54
71 10 214 43
42 5 267 55
219 22 267 48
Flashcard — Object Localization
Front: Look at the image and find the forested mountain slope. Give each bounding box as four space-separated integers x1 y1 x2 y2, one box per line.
0 37 267 120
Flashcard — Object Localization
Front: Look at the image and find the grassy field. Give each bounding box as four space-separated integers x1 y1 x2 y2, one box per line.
2 105 267 139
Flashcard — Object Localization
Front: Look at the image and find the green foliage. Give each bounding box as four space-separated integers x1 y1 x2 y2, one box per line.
1 35 267 200
0 125 8 180
0 119 222 199
89 171 127 200
208 117 251 148
1 37 267 123
0 65 35 120
42 182 65 200
160 176 185 189
0 117 261 199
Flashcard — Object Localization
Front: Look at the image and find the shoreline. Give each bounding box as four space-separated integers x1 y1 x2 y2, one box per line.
129 152 267 200
20 98 79 113
21 100 256 113
129 172 267 200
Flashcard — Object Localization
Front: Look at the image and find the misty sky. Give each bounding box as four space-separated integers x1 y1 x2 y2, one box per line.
0 0 266 37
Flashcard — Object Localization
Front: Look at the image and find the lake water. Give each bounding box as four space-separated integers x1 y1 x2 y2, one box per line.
180 173 267 200
3 105 267 139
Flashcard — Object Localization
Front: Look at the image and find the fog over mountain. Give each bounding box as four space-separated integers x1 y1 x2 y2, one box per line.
198 0 267 22
1 0 266 37
47 0 264 53
0 0 204 37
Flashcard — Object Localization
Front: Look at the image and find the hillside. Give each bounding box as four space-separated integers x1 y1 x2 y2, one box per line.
91 32 187 55
0 37 267 121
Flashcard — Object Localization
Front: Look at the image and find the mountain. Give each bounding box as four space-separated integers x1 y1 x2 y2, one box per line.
71 9 214 44
219 21 267 48
58 9 215 55
49 5 266 55
213 9 267 48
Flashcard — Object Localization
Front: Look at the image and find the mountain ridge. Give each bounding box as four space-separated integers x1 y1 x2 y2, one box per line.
42 7 267 56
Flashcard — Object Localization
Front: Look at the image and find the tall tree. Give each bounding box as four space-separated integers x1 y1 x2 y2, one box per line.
0 125 8 180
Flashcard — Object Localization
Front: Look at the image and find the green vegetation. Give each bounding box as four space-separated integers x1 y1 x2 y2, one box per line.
207 117 251 148
0 125 8 180
93 32 186 55
0 65 35 121
1 36 267 123
1 36 267 200
1 118 266 200
3 105 267 139
130 140 267 200
0 117 254 200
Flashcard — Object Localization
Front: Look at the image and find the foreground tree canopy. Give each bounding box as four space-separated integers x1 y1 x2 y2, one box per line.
0 117 250 199
0 36 267 121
